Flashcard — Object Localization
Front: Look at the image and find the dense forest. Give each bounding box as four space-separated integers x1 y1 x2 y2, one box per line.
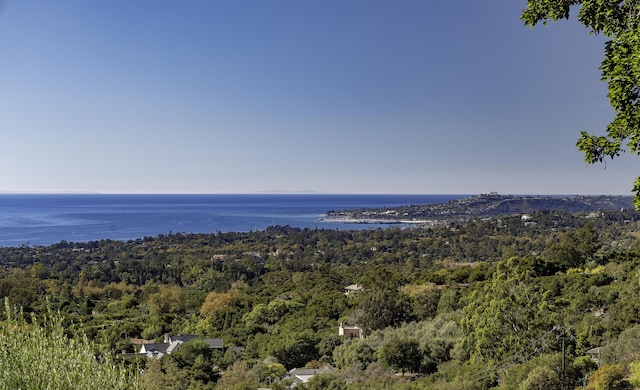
4 208 640 389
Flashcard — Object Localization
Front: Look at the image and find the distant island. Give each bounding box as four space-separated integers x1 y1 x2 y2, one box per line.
317 193 635 225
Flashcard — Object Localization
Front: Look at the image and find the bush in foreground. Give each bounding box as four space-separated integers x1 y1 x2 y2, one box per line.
0 298 138 389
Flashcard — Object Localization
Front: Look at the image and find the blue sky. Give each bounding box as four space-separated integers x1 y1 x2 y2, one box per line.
0 1 636 194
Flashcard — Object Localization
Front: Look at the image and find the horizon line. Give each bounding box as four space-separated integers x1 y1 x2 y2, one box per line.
0 191 632 197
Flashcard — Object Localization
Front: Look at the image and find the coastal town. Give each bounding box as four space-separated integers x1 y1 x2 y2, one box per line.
318 194 634 225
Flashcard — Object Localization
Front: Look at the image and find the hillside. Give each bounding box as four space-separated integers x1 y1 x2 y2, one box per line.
320 194 634 224
1 206 640 388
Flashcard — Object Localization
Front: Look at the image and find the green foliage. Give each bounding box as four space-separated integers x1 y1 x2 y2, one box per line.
306 373 347 390
332 338 376 370
269 331 320 369
498 352 594 390
214 361 260 390
601 324 640 364
588 364 630 390
168 339 219 385
0 298 138 389
139 358 191 390
356 289 412 334
574 356 599 385
420 359 496 389
378 337 423 374
362 313 462 373
258 361 286 385
544 222 601 269
437 288 462 315
628 359 640 387
337 361 414 389
0 211 639 386
519 366 561 390
401 283 441 320
461 257 558 363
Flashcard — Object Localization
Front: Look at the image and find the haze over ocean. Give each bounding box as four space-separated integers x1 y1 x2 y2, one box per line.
0 194 465 247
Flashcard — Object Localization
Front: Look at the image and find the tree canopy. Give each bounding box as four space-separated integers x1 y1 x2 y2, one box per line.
522 1 640 207
3 209 640 388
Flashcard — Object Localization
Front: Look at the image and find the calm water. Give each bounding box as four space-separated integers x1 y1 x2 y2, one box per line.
0 194 466 247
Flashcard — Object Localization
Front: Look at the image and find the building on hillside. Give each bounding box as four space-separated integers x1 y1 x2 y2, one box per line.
344 283 363 295
586 346 603 367
203 338 225 349
338 322 363 339
285 366 334 387
165 334 197 344
139 334 224 358
231 345 246 359
139 343 170 358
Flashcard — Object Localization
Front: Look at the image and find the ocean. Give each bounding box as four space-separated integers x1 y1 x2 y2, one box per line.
0 194 466 247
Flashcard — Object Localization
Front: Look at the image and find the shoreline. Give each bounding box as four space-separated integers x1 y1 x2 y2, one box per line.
316 217 433 225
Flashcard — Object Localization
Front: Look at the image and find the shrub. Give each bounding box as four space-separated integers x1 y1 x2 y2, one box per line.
0 298 138 389
588 364 629 390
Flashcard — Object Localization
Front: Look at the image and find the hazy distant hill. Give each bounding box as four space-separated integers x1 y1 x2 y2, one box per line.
322 194 635 223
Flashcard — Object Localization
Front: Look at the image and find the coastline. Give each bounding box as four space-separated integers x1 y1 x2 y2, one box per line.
316 194 636 226
0 194 460 247
316 217 433 225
